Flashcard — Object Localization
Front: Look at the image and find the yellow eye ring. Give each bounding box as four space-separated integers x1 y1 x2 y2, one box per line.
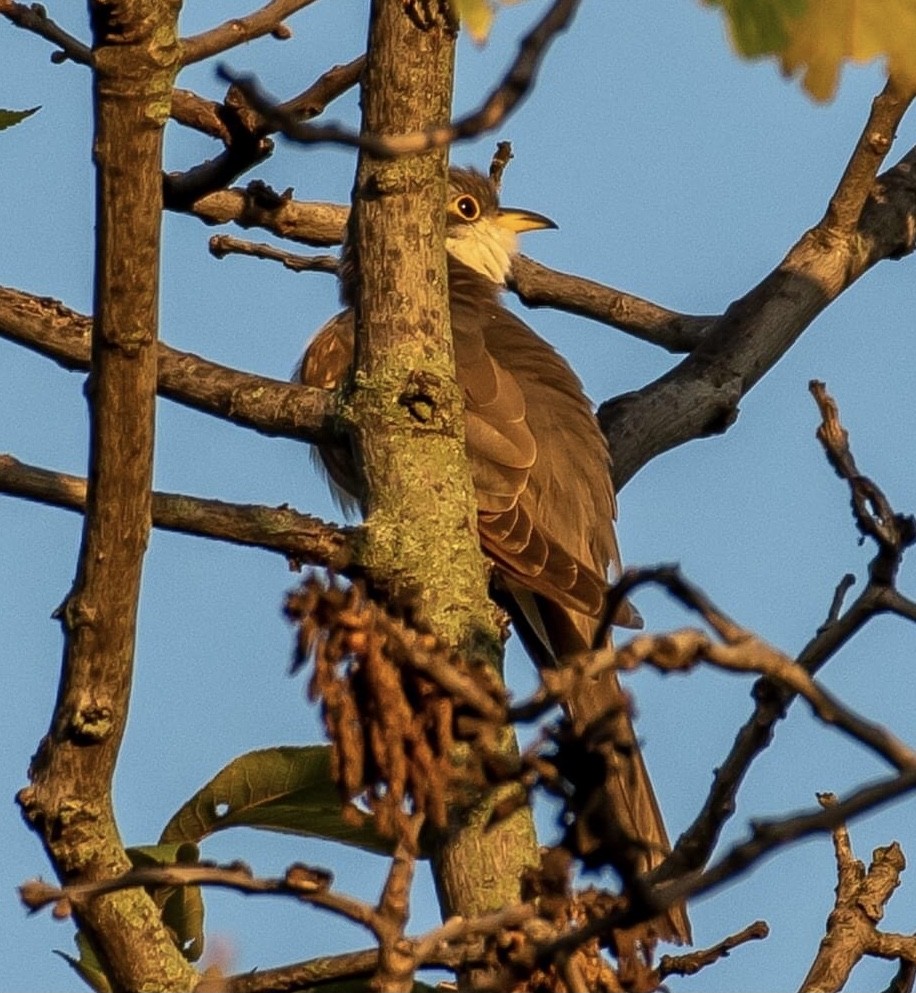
452 194 481 222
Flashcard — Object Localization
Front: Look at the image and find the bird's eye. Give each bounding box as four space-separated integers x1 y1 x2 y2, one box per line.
453 194 481 221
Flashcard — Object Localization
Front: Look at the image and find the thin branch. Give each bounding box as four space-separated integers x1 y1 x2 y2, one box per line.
184 182 348 245
373 816 424 992
611 626 916 772
509 255 714 354
412 904 537 965
538 771 916 962
226 949 379 992
209 234 338 274
166 60 364 208
577 565 916 772
0 285 337 443
0 0 91 63
0 454 359 572
818 573 857 635
224 940 486 993
811 380 916 584
657 920 770 981
275 55 365 119
799 795 914 993
880 959 916 993
224 0 582 156
602 94 916 491
823 77 915 235
180 0 318 66
662 772 916 911
21 861 380 934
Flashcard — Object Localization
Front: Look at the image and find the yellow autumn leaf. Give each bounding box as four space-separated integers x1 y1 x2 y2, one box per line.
779 0 916 101
707 0 916 102
450 0 527 45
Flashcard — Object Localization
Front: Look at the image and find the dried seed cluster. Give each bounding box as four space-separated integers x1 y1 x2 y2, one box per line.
286 576 499 840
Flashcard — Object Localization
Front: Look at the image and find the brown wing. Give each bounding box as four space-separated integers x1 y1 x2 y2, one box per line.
447 262 628 636
299 281 689 944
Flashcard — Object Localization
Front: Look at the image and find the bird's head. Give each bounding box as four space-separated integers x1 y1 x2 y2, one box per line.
445 167 557 285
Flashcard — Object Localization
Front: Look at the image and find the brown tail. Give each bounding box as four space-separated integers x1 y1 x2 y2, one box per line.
566 666 691 945
502 581 691 946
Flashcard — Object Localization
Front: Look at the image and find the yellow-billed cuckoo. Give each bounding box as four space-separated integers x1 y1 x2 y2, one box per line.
299 168 690 944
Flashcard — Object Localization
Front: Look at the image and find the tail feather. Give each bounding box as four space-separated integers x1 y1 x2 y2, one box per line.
500 579 692 945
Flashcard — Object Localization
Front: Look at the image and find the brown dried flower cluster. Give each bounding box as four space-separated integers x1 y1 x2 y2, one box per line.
285 576 504 840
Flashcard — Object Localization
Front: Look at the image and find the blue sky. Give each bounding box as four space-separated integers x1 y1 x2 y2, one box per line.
3 2 916 990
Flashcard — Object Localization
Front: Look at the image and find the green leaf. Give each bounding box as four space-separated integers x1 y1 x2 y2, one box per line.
54 933 112 993
0 106 40 131
706 0 916 101
127 843 205 962
160 745 395 856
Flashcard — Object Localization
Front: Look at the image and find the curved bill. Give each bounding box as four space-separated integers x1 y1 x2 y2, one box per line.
495 207 558 233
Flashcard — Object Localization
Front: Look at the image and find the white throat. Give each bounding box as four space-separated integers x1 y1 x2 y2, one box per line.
445 217 518 285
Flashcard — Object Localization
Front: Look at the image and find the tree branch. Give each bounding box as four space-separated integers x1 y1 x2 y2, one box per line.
180 0 317 66
0 454 358 571
21 860 380 934
823 77 915 235
799 795 915 993
209 234 338 274
0 0 91 63
15 4 197 988
509 255 714 353
0 285 336 443
657 920 770 982
538 771 916 963
223 0 581 157
602 85 916 490
183 182 348 245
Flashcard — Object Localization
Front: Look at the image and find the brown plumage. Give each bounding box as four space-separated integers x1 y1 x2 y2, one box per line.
298 169 690 944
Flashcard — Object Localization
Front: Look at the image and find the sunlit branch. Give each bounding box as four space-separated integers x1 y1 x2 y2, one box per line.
0 454 358 572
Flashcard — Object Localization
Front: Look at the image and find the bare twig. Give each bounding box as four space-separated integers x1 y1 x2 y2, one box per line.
823 77 915 235
185 183 348 245
577 565 916 772
0 285 336 443
21 861 380 933
373 816 424 991
0 454 358 572
818 573 857 634
0 0 91 63
209 234 338 273
224 939 489 993
488 140 514 190
666 774 916 909
510 254 714 353
275 55 365 119
180 0 318 65
657 920 770 981
167 59 365 207
799 794 916 993
811 380 916 584
880 959 916 993
223 0 581 157
538 771 916 962
170 88 232 141
412 904 537 965
643 388 916 889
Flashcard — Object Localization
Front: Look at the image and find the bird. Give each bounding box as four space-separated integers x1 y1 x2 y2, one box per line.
298 167 690 945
